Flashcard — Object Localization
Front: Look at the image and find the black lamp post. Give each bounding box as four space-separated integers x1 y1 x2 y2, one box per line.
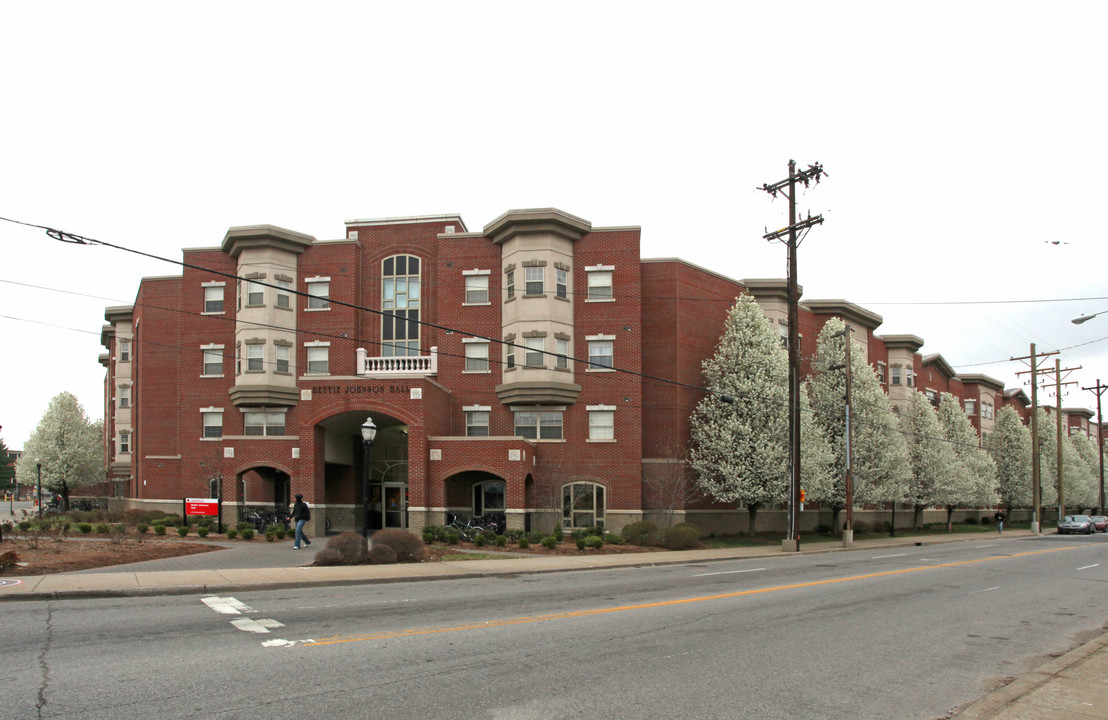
361 417 377 539
36 461 42 518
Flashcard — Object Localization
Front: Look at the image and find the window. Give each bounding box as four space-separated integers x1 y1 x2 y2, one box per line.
244 411 286 436
202 411 223 439
778 323 788 348
965 399 977 416
514 410 563 440
119 431 130 454
306 344 329 374
563 482 605 529
588 409 614 441
588 339 614 370
246 344 264 372
556 338 569 369
925 389 938 407
119 339 131 363
905 367 915 388
276 280 292 309
275 345 291 374
982 401 994 420
464 274 489 304
505 269 515 301
246 281 264 306
524 337 545 367
877 362 887 384
506 343 515 369
891 366 902 386
525 266 544 296
556 268 568 299
204 285 225 313
473 480 505 515
464 340 489 372
466 410 490 437
202 346 223 376
586 269 613 301
119 385 130 409
307 279 330 310
382 256 421 356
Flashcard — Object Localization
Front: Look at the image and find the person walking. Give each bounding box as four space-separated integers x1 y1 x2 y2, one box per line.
993 509 1005 534
290 494 312 549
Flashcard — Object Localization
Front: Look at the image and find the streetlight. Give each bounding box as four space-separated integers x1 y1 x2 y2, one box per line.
1072 310 1108 325
36 460 42 518
360 417 377 539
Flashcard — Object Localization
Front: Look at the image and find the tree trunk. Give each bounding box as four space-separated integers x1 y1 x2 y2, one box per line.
61 479 71 512
913 504 924 529
945 505 955 532
747 504 759 538
831 505 842 533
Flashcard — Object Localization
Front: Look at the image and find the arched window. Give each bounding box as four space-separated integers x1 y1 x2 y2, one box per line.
382 255 421 356
562 482 605 529
473 480 506 516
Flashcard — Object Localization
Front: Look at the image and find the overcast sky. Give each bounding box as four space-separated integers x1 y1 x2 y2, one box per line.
3 1 1108 450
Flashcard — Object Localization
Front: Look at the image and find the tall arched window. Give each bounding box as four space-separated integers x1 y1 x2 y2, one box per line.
382 255 421 356
562 482 605 529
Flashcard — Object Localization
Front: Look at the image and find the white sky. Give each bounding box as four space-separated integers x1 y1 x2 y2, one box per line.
3 1 1108 450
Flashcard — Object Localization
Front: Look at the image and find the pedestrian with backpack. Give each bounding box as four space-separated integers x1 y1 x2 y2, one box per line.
290 494 312 549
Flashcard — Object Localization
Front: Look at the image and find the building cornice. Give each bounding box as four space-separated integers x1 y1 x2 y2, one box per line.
958 373 1005 392
802 299 883 330
221 225 316 258
484 208 591 245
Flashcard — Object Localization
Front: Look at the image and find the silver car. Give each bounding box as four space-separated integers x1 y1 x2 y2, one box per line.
1057 515 1095 534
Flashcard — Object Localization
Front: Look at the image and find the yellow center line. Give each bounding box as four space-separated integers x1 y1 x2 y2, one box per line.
306 545 1078 647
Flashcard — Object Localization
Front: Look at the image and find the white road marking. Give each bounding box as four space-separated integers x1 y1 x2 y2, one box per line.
262 638 313 648
202 596 253 615
872 553 908 559
692 568 766 577
975 544 999 549
230 617 285 634
1077 564 1100 570
966 586 1000 595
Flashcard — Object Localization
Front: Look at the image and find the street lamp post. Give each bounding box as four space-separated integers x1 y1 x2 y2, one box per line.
361 417 377 539
36 461 42 518
1072 311 1108 325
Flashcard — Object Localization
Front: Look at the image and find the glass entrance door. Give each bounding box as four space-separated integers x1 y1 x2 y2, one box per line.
383 484 406 529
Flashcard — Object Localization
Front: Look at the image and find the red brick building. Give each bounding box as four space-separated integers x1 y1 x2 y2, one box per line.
99 208 1098 536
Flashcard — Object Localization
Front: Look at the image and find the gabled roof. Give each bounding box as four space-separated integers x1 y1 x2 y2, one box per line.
922 353 956 380
957 373 1006 392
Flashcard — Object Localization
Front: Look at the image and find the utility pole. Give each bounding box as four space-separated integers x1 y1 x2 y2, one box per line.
1012 344 1057 533
831 326 854 547
1041 359 1079 519
761 160 826 552
1082 379 1107 512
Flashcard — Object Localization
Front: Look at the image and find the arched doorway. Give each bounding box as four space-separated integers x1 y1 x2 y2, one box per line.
444 470 507 532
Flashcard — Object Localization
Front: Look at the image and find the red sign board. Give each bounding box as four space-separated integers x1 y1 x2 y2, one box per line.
186 498 219 516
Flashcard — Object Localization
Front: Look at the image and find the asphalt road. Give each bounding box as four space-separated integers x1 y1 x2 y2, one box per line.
4 533 1106 719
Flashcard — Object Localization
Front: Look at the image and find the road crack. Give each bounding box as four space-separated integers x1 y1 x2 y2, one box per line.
36 603 54 718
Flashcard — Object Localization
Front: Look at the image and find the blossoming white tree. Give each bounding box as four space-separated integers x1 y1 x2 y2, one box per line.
1065 433 1099 511
936 392 998 528
807 318 909 531
15 392 104 510
986 405 1032 510
689 294 789 536
900 390 959 528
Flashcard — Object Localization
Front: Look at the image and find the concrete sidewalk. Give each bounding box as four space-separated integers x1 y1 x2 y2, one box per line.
1 531 1104 718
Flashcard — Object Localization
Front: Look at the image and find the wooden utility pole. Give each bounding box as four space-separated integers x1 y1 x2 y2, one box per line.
1082 379 1107 512
831 327 854 546
761 160 826 552
1042 359 1079 518
1012 344 1057 533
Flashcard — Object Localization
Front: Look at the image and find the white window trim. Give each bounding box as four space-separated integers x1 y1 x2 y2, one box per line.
586 337 615 372
587 407 616 443
201 344 225 378
305 277 331 312
304 342 331 375
462 337 491 374
463 272 491 306
585 266 614 303
200 408 224 441
584 264 615 272
304 340 331 347
462 405 493 412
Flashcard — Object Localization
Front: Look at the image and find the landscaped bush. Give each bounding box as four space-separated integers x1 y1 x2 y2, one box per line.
177 525 190 537
122 509 171 525
69 510 105 524
313 548 344 566
0 550 19 569
817 523 833 534
981 516 992 525
154 524 167 536
266 524 286 540
197 526 209 538
235 521 254 532
324 532 368 565
575 537 586 550
371 529 425 563
77 523 93 534
662 524 700 550
541 535 558 549
518 536 530 549
422 525 448 543
552 525 564 542
604 534 625 545
622 521 661 546
964 516 979 524
505 529 524 542
494 535 507 548
368 544 398 564
446 530 460 545
94 523 111 534
585 535 604 549
240 528 255 540
136 523 149 534
18 521 31 531
225 528 238 539
422 528 437 545
473 534 486 547
265 531 276 542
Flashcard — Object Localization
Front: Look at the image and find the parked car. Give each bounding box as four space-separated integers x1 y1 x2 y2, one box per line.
1057 515 1095 534
1089 516 1108 533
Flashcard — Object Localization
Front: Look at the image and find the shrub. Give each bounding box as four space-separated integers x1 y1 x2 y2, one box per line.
422 525 448 543
422 529 436 545
981 516 992 525
240 528 255 540
197 526 209 538
314 548 344 566
817 523 833 534
136 523 149 535
552 525 564 542
265 531 276 542
965 516 979 525
662 524 700 550
235 521 254 532
371 529 425 563
575 537 586 550
122 509 170 525
494 535 507 548
324 532 368 565
505 529 524 542
225 528 238 539
585 535 604 549
108 524 128 544
197 517 214 530
77 523 93 534
473 534 486 547
368 544 398 564
154 525 167 536
19 521 31 531
0 550 19 569
518 536 530 549
605 534 625 545
541 535 557 549
94 523 110 534
622 521 661 546
177 525 190 537
446 530 460 545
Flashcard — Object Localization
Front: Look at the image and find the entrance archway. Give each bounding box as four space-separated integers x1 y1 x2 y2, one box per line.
444 470 507 532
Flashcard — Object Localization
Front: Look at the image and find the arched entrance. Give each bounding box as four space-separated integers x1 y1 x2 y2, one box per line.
444 470 507 532
316 411 409 535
